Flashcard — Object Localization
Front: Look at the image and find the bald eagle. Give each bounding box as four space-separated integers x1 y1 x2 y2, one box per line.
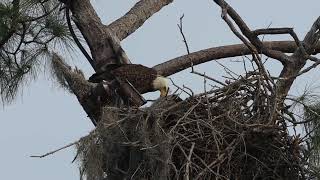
89 64 169 97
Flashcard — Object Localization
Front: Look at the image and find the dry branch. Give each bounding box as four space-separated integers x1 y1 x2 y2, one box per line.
184 142 195 180
177 14 190 55
154 41 320 77
67 0 131 70
51 53 120 124
214 0 290 64
276 16 320 102
51 53 91 99
30 141 78 158
107 0 174 41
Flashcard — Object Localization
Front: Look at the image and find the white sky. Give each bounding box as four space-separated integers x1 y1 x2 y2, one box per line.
1 0 320 179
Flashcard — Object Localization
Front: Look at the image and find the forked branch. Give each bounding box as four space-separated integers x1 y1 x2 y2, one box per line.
154 41 320 77
107 0 174 41
213 0 291 65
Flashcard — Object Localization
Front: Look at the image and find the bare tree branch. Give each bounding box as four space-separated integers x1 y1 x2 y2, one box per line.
276 17 320 100
177 14 190 55
184 142 195 180
296 57 320 77
300 17 320 54
213 0 290 65
30 141 78 158
107 0 173 41
52 53 100 124
68 0 131 70
154 41 320 77
219 6 274 91
253 28 306 55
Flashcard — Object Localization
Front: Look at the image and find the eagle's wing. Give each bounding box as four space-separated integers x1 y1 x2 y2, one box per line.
88 64 123 83
111 64 158 93
88 64 158 94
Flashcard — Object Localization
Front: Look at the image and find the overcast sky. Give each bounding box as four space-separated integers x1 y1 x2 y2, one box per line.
1 0 320 180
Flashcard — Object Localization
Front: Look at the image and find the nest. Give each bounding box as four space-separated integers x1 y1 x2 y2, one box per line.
75 73 306 180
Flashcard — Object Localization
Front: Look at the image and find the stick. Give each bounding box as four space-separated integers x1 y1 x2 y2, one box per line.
30 141 78 158
184 142 195 180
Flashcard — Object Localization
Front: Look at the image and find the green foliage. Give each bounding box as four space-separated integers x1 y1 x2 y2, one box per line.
0 0 77 104
0 3 12 40
304 102 320 167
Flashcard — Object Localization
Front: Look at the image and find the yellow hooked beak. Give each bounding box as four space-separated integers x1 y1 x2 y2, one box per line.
160 87 169 97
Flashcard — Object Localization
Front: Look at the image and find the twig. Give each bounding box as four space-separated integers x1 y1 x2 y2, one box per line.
216 61 239 78
204 73 213 120
253 27 306 55
184 142 195 180
220 5 272 89
169 78 192 97
261 22 272 42
177 14 195 73
295 56 320 77
220 6 256 55
213 0 290 64
131 163 143 179
194 139 238 180
191 70 226 86
178 14 190 55
30 141 78 158
183 85 194 96
169 100 201 134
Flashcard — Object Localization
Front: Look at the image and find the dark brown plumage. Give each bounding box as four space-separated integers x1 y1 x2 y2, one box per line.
89 64 159 94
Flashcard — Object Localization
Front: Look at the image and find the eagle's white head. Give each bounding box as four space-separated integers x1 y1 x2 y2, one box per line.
153 76 169 97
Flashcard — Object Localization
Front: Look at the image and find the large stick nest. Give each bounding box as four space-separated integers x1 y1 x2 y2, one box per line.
75 73 306 180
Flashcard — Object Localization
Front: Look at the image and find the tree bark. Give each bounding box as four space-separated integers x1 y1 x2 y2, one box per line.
68 0 174 69
69 0 120 69
53 0 176 124
154 41 320 77
276 17 320 100
107 0 173 41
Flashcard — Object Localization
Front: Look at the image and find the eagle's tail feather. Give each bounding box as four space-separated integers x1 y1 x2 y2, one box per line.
88 64 123 83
